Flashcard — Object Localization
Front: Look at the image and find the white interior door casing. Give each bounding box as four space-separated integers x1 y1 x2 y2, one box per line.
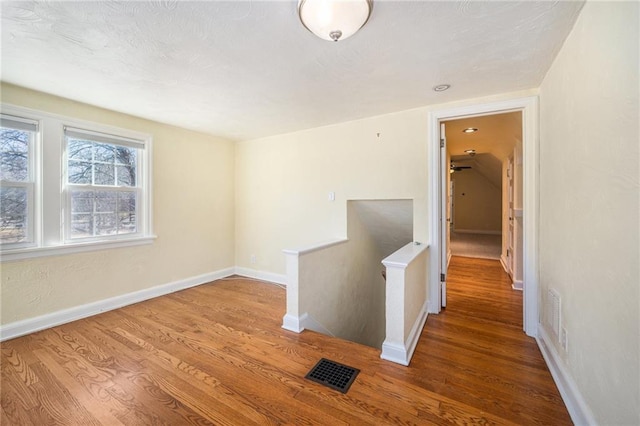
440 123 448 308
428 96 539 337
507 155 515 276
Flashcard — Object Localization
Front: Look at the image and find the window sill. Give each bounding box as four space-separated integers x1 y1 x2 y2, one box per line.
0 235 157 262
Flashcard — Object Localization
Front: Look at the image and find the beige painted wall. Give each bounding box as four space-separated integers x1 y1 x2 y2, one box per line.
539 1 639 424
298 204 386 348
452 169 502 233
0 83 236 325
235 108 431 275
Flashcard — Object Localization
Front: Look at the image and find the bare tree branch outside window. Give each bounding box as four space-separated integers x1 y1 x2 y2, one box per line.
67 138 138 238
0 128 30 243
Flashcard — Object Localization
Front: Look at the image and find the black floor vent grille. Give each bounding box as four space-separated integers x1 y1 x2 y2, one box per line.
304 358 360 394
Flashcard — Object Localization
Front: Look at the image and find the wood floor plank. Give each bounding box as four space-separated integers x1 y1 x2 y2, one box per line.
28 362 102 426
0 381 36 425
32 349 125 426
1 256 572 425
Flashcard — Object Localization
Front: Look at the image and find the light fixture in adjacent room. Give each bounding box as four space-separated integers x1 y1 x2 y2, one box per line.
298 0 373 42
462 127 478 133
464 149 476 157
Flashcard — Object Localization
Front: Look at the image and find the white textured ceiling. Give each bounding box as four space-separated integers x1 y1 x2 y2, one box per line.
1 1 584 141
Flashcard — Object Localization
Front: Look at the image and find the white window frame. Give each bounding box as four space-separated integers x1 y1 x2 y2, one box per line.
63 125 145 243
0 114 39 249
0 104 155 262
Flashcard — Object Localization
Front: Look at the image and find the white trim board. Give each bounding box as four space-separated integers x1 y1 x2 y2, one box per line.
1 266 288 342
282 313 307 333
537 326 596 426
0 267 235 341
500 255 509 273
234 267 287 286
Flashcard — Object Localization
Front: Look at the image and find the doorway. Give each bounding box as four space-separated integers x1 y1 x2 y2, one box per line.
428 97 539 337
444 112 523 283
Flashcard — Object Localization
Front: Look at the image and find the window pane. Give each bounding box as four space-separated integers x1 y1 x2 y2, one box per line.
95 191 117 235
115 146 136 186
71 190 94 213
94 163 115 185
115 146 136 165
116 165 135 186
94 143 115 163
66 138 137 188
1 128 29 182
118 191 136 212
64 127 143 242
118 213 136 234
118 192 136 234
95 212 117 236
69 190 137 239
70 213 93 238
0 186 28 243
68 160 92 184
96 191 116 213
67 139 92 161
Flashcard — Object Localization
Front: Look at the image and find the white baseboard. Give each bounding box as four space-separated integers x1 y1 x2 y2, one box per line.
453 229 501 235
511 280 523 291
282 313 307 333
380 341 409 365
537 325 596 426
427 298 439 314
500 255 509 273
234 267 287 286
381 300 428 366
0 267 235 342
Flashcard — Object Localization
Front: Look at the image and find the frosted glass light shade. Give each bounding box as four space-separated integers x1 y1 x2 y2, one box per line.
298 0 373 42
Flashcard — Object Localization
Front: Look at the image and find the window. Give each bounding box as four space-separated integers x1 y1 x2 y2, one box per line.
0 105 153 261
0 114 37 248
64 127 142 241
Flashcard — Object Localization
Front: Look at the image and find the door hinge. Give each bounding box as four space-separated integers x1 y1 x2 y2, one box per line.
440 273 446 282
440 139 445 148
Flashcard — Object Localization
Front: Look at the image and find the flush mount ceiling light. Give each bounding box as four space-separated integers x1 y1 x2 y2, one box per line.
432 84 451 92
464 149 476 157
462 127 478 133
298 0 373 42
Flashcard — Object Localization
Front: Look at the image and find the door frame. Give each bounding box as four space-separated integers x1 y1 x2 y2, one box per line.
428 96 539 337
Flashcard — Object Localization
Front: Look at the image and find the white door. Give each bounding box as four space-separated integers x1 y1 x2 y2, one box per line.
439 123 448 308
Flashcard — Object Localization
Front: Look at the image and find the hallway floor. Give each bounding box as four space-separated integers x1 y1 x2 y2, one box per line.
411 256 570 423
450 231 502 260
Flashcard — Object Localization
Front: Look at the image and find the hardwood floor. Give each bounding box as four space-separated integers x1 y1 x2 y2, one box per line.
1 258 572 425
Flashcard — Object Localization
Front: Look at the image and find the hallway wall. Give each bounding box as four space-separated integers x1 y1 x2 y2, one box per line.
539 1 639 424
452 169 501 233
